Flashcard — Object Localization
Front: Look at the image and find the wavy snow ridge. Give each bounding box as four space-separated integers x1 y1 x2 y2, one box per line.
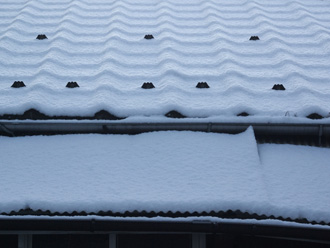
0 0 330 119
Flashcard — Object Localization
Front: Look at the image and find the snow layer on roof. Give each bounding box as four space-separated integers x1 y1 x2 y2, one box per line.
0 0 330 119
0 127 268 214
259 144 330 223
1 128 330 223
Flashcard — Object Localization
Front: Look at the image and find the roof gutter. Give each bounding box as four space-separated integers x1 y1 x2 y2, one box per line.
0 121 329 146
0 218 329 243
0 121 329 136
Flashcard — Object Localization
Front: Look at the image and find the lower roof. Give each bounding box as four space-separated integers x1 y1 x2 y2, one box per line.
1 128 330 225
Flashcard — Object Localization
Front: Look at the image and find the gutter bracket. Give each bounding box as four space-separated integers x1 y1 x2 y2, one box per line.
102 125 109 134
207 123 212 133
318 125 323 146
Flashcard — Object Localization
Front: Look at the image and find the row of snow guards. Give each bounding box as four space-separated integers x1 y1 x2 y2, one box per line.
11 81 285 90
36 34 260 41
10 81 323 119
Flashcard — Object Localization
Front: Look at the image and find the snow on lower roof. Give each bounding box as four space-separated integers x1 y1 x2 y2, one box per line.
0 0 330 120
0 128 330 224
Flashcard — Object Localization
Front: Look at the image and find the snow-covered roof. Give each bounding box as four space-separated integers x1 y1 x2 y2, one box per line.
1 128 330 225
1 0 330 121
1 0 330 229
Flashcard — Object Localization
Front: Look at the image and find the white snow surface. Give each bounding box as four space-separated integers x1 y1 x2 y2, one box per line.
0 0 330 120
0 128 330 224
259 144 330 223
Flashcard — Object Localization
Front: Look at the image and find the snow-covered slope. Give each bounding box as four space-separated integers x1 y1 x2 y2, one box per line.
0 0 330 120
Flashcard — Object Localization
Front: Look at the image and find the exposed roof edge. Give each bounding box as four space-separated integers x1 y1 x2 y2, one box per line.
0 121 329 146
1 209 329 227
0 218 329 243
